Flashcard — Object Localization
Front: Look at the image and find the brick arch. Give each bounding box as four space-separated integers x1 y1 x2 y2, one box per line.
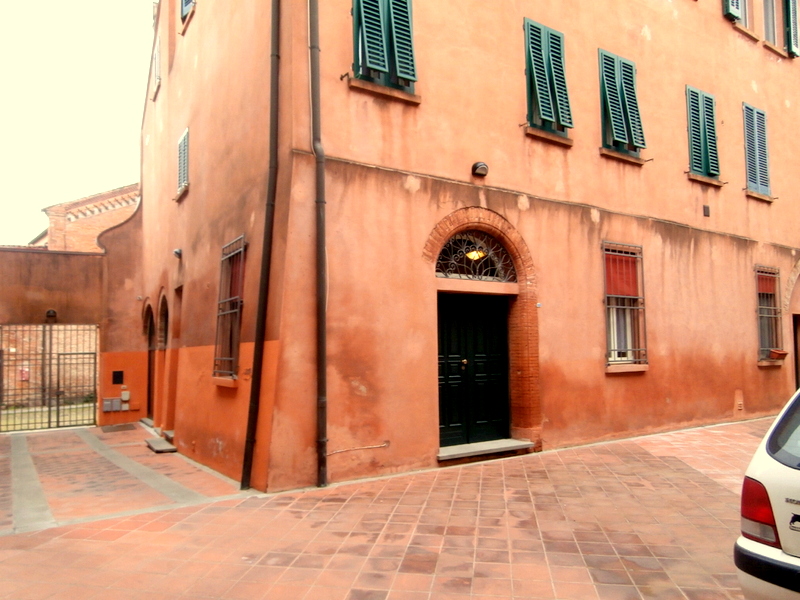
424 207 541 446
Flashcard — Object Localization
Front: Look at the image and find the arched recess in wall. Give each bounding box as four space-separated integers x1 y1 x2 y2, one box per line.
157 294 169 350
423 207 541 446
142 303 156 420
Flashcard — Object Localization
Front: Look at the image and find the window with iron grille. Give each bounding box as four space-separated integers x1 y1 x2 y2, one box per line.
213 236 246 378
524 19 573 135
352 0 417 93
598 50 646 156
756 267 782 360
177 129 189 196
603 243 646 364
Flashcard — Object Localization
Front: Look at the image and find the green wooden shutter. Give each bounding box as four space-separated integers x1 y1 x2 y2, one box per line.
548 30 573 128
724 0 742 21
703 94 720 176
599 51 628 145
355 0 389 74
525 20 556 123
755 108 770 194
786 0 799 56
744 104 770 195
388 0 417 82
178 130 189 192
181 0 194 20
686 87 704 174
619 59 646 148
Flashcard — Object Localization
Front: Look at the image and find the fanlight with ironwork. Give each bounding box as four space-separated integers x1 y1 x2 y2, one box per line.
436 231 517 282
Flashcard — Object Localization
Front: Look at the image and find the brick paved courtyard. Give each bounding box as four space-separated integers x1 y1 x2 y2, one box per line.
0 418 773 599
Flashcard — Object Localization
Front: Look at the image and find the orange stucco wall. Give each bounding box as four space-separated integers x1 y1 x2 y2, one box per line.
135 0 800 492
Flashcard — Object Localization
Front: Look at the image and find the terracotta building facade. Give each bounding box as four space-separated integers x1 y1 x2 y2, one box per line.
111 0 800 491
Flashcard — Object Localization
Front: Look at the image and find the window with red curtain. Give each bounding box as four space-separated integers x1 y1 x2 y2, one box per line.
604 244 646 364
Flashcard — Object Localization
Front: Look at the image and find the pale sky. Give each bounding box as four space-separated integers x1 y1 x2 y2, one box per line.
0 1 154 245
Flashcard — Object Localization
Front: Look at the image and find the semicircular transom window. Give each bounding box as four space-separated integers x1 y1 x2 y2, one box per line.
436 230 517 283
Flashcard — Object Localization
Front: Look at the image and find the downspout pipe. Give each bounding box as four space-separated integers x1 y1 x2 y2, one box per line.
241 0 281 490
309 0 328 487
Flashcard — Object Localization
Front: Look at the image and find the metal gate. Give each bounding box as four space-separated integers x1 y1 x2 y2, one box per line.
0 325 98 432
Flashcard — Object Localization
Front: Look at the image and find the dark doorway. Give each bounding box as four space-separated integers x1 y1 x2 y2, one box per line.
438 293 510 447
146 310 156 420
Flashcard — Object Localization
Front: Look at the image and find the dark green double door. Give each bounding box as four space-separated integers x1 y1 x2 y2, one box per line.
438 293 510 447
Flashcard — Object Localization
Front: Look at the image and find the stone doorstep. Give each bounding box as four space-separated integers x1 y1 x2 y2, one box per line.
437 438 535 461
146 437 177 453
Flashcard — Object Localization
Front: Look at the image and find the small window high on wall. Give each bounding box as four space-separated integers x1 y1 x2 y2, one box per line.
604 243 646 365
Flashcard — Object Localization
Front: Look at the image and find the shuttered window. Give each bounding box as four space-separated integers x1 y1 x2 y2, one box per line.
353 0 417 91
743 104 770 196
786 0 800 55
603 243 647 365
686 87 719 178
599 50 646 154
524 19 573 133
181 0 195 22
724 0 744 21
178 129 189 195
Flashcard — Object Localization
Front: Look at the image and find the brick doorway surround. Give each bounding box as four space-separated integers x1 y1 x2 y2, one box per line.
423 207 541 446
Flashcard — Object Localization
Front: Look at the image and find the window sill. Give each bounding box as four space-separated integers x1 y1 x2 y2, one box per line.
757 360 784 368
733 22 761 42
687 172 724 188
348 77 421 105
599 147 646 166
606 363 649 374
173 184 189 202
180 3 195 35
763 41 789 58
746 189 773 203
524 127 574 148
212 377 238 388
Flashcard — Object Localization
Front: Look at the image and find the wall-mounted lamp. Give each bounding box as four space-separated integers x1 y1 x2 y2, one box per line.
173 249 183 259
471 162 489 177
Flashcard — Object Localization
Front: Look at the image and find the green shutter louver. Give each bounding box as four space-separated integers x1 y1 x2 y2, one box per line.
755 109 770 193
724 0 742 21
525 20 556 123
743 104 770 195
178 129 189 193
355 0 389 74
388 0 417 82
599 51 629 145
786 0 799 56
686 87 719 177
548 30 573 128
703 94 720 176
181 0 194 20
619 59 645 148
686 88 705 174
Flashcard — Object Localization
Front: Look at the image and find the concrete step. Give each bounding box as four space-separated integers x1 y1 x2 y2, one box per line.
140 418 154 428
146 437 177 453
163 430 174 443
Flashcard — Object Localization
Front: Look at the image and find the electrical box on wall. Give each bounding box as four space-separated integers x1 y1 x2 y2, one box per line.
102 398 123 412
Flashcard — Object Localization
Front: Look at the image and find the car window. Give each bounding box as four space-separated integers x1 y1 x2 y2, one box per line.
768 394 800 469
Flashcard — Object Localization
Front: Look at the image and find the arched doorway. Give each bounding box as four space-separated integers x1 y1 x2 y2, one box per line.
424 208 541 449
436 231 516 446
144 306 156 420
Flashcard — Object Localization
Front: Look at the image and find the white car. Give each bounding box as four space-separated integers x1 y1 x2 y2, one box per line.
735 390 800 600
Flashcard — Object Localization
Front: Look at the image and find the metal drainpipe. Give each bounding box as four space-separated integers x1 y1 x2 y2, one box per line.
240 0 281 490
309 0 328 487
